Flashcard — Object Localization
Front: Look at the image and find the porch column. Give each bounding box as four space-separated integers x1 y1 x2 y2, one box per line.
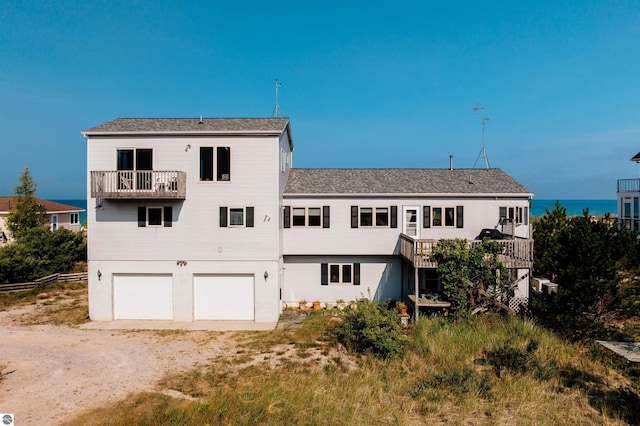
414 267 419 323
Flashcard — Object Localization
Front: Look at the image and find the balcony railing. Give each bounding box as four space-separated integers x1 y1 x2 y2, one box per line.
618 178 640 193
91 170 186 199
399 233 533 269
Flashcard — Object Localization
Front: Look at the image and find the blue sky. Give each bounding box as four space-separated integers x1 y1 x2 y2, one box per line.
1 1 639 199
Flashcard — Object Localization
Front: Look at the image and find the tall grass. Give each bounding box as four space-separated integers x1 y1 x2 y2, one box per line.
66 315 639 425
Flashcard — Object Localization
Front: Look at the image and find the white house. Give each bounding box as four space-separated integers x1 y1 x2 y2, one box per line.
617 152 640 231
83 117 533 324
0 197 84 243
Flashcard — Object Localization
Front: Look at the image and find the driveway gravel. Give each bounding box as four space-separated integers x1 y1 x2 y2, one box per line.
0 309 231 425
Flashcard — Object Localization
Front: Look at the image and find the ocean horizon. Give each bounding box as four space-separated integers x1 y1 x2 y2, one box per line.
51 198 618 223
530 199 617 218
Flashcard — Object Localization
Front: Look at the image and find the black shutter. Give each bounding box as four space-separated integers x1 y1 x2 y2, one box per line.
354 263 360 285
323 206 330 228
220 206 228 227
283 206 291 228
164 206 172 227
524 206 529 225
138 206 146 227
321 263 328 285
351 206 359 228
423 206 431 228
390 206 397 228
499 206 507 220
456 206 464 228
246 207 254 227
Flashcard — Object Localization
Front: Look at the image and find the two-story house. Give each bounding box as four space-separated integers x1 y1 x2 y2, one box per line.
83 117 532 324
0 197 85 244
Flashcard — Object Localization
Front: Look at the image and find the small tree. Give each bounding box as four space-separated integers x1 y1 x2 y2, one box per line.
432 239 513 319
6 167 45 239
531 207 640 339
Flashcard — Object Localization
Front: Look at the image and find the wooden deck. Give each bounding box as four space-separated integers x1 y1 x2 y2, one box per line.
91 170 186 199
408 294 451 308
399 233 533 269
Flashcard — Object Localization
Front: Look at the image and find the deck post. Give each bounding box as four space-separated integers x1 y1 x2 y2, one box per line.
414 267 419 323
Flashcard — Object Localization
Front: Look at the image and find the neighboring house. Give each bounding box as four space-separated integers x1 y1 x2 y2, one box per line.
617 152 640 231
0 197 84 243
83 117 533 324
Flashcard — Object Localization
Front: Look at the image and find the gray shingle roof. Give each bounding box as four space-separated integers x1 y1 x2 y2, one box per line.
83 117 290 135
284 168 531 195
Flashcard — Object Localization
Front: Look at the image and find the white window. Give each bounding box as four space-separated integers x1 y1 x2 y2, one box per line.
321 263 360 285
229 208 244 227
200 146 231 182
138 206 173 227
359 207 389 227
220 206 254 228
432 207 455 227
500 206 528 225
51 214 58 231
70 213 79 225
330 264 352 284
292 207 322 227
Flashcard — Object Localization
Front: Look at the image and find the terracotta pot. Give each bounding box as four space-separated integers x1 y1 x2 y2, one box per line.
312 301 322 311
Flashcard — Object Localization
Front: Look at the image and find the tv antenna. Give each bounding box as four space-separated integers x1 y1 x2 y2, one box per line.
271 79 283 117
472 103 491 169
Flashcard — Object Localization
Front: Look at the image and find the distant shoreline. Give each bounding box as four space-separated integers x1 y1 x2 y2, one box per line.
530 199 617 218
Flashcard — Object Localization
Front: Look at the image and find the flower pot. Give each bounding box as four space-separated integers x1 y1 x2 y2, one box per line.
312 301 322 311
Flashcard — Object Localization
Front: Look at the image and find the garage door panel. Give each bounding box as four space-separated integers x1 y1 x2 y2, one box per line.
114 275 173 320
194 275 254 320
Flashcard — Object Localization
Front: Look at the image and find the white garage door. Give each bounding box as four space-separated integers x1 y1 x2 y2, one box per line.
194 275 254 320
114 274 173 320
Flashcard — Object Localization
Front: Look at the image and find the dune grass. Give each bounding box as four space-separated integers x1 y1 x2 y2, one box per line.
0 280 88 325
66 315 639 425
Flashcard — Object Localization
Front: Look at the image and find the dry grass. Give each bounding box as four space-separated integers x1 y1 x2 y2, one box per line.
66 315 640 426
0 280 88 326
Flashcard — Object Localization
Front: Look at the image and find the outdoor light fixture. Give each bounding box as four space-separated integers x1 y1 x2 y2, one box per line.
185 144 191 152
97 270 102 281
264 271 269 280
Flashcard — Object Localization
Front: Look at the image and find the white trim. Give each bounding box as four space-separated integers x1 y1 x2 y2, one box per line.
402 206 419 238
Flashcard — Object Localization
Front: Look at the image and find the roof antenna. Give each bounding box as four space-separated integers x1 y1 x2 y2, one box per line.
271 79 282 117
472 103 491 169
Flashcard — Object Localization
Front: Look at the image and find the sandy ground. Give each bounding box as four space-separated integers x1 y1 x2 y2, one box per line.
0 306 232 425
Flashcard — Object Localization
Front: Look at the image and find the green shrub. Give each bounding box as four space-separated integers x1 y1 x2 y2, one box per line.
0 227 86 283
334 298 406 359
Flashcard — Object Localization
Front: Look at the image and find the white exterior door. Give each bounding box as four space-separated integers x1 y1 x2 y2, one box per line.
51 215 58 231
403 206 420 238
193 275 254 320
114 274 173 320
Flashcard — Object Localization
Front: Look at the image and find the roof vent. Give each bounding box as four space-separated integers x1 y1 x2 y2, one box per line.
198 115 203 124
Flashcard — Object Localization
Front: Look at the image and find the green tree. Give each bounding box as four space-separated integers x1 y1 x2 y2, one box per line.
432 239 512 319
531 208 639 338
0 227 86 284
531 201 568 280
6 167 45 239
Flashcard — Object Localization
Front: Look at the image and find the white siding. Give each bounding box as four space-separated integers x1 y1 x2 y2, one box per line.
283 256 402 305
283 196 531 256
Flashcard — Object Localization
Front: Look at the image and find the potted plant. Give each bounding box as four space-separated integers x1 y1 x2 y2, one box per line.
312 300 322 311
299 300 308 310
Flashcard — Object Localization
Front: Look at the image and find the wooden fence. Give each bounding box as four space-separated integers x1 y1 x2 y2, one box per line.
0 272 88 294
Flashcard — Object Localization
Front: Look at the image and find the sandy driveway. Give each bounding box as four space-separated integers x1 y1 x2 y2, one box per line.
0 308 232 425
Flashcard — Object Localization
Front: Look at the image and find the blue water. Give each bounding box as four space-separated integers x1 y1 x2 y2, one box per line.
51 199 88 224
531 199 617 218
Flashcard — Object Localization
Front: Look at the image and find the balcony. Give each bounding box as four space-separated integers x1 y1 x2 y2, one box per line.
399 233 533 269
618 178 640 193
91 171 186 199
